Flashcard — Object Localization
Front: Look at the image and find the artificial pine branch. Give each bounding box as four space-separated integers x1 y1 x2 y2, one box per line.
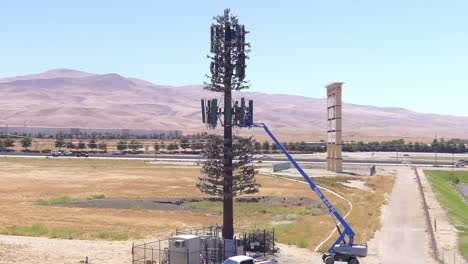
196 135 260 198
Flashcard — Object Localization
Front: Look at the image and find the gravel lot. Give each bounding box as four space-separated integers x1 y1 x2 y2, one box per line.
0 235 131 264
456 183 468 197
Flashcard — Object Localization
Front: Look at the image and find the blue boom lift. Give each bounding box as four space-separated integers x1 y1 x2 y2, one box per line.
243 123 367 264
201 98 368 263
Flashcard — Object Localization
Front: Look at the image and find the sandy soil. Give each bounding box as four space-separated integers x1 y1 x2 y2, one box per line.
341 180 373 192
0 234 131 264
274 243 322 263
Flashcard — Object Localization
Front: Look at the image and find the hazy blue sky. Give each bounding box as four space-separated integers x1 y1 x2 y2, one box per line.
1 1 467 116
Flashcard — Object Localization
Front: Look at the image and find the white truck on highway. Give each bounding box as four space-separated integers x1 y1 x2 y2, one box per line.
50 150 61 157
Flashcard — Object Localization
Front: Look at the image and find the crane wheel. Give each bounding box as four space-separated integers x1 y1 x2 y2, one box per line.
321 254 327 261
324 256 335 264
348 257 359 264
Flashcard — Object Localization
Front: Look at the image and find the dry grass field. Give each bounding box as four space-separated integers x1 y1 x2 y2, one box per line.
0 157 394 253
301 175 395 251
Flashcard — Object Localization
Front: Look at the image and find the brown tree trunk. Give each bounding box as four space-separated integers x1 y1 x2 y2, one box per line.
223 89 234 239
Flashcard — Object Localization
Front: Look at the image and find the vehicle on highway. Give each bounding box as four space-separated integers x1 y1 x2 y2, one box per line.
62 151 73 156
0 147 14 152
455 161 466 167
113 151 126 155
457 159 467 164
127 150 144 154
50 150 62 157
75 152 89 158
402 154 410 157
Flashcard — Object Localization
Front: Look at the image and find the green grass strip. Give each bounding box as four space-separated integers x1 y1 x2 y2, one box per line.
425 170 468 258
0 223 78 239
36 194 106 205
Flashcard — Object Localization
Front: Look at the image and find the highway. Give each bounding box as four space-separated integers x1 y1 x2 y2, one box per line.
0 152 454 166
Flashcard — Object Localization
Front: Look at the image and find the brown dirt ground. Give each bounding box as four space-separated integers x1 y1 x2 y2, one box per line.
0 157 393 255
0 157 338 240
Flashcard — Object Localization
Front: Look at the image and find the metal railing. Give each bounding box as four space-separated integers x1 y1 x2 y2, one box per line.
132 227 277 264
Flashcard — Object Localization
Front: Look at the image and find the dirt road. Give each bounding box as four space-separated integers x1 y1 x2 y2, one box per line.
368 166 436 264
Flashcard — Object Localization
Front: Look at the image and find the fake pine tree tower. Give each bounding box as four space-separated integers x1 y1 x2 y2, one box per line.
198 9 259 240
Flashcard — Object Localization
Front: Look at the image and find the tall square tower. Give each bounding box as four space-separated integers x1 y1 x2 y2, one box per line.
326 82 343 172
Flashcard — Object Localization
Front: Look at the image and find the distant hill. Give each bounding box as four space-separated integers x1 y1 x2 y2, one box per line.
1 69 467 142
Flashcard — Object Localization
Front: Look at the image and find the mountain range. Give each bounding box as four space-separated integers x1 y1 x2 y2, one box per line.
1 69 467 142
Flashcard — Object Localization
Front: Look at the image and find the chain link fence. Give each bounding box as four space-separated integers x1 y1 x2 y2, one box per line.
241 228 277 254
132 226 276 264
132 238 236 264
434 244 466 264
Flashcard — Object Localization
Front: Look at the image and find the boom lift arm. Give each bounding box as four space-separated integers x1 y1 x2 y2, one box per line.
245 123 367 264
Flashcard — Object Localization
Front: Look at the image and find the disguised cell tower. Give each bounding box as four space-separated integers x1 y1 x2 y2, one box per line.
199 9 259 242
326 82 343 172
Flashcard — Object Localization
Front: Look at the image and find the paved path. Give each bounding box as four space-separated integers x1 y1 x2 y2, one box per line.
369 166 435 264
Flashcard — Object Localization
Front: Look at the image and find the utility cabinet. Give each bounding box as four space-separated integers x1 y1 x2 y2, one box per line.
168 235 201 264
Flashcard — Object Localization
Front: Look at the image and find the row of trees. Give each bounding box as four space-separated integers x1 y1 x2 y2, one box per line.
51 132 181 140
116 140 143 151
114 138 468 154
55 139 195 152
3 137 467 154
155 138 204 152
153 138 325 153
55 139 107 151
2 131 182 140
343 138 467 153
0 138 32 150
254 141 325 153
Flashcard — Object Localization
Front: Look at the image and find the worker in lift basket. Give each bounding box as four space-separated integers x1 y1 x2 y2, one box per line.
233 101 240 124
244 106 252 125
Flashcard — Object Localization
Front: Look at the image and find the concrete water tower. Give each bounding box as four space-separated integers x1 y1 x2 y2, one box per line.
326 82 343 173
